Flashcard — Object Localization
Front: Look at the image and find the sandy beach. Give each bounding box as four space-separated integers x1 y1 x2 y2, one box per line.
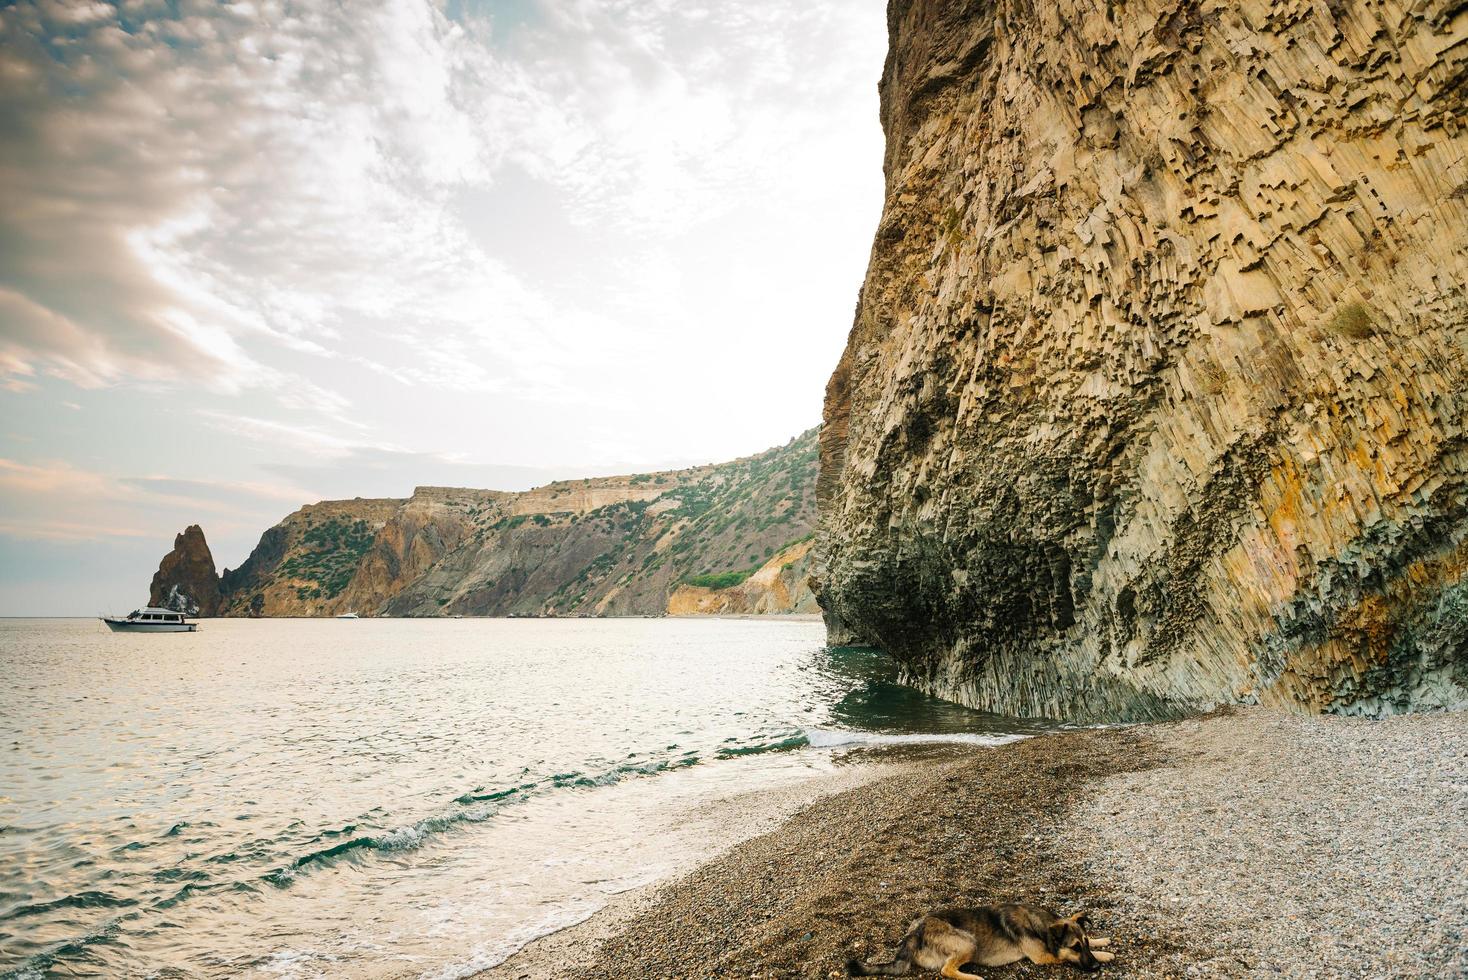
485 708 1467 979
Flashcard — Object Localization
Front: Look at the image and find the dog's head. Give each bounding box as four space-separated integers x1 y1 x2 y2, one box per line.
1050 910 1100 972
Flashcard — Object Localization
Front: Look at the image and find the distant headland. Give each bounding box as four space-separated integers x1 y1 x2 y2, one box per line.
147 429 820 619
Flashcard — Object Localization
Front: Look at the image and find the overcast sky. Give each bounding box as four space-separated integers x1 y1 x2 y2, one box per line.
0 0 886 614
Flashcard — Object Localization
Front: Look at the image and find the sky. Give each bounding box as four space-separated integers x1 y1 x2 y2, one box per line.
0 0 887 615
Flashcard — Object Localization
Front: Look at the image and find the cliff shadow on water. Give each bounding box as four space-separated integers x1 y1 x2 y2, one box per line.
812 644 1067 741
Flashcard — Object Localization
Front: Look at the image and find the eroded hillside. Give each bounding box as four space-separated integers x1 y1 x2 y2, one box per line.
151 429 819 618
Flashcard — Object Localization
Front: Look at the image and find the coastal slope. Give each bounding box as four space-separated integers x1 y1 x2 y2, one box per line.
815 0 1468 720
150 429 819 617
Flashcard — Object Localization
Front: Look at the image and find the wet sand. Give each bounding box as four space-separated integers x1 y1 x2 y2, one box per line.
483 707 1467 979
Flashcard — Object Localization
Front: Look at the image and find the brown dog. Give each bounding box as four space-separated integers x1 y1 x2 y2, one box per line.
847 904 1113 978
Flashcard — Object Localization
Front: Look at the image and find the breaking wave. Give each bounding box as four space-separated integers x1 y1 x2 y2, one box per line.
262 724 1028 885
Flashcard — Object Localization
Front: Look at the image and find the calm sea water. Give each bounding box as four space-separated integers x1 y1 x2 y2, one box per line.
0 617 1049 979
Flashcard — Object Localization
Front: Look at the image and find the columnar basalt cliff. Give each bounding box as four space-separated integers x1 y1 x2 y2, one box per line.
149 430 820 618
815 0 1468 720
149 525 223 616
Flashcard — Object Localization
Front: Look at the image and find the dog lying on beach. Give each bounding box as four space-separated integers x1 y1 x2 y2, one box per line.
847 904 1113 978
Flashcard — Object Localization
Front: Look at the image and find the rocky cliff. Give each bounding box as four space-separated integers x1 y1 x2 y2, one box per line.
815 0 1468 721
160 429 819 618
149 525 223 616
217 498 402 616
376 429 819 617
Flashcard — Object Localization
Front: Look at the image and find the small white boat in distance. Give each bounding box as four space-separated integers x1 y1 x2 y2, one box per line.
101 608 198 632
336 612 360 619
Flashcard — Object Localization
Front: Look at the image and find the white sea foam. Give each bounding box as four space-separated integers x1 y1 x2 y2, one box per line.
804 728 1032 749
417 901 606 980
374 825 425 850
256 945 342 978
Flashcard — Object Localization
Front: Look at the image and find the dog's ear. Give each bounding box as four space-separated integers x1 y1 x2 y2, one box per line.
1076 912 1093 930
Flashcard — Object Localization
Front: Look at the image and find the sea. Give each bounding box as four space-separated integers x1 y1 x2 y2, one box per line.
0 617 1052 979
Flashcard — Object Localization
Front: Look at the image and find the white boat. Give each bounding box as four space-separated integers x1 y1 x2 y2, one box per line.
335 612 360 619
101 607 198 633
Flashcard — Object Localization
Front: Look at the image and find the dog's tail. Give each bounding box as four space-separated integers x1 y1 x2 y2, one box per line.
847 933 917 976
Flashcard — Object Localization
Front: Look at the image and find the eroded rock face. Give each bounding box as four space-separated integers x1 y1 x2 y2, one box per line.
149 525 222 616
816 0 1468 721
378 430 820 617
150 430 821 618
217 498 402 617
335 487 504 615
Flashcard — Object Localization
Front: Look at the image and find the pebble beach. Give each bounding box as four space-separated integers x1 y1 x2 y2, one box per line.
487 707 1468 979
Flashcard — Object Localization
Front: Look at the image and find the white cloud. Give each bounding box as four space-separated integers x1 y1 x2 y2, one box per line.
0 456 305 541
195 411 367 458
1 0 882 410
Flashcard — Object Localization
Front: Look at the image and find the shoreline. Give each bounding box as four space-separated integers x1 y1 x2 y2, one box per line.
474 743 977 980
485 707 1467 979
463 745 910 974
457 748 923 980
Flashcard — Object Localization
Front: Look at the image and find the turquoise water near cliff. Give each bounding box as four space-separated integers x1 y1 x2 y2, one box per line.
0 618 1050 978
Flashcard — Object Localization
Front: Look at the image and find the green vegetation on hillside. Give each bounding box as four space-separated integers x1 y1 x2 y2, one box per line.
683 568 758 589
278 518 375 598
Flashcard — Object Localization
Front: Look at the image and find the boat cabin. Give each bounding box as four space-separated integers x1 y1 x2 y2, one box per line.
128 608 187 623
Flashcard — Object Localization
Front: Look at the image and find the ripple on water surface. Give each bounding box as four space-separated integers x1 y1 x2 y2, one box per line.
0 617 1056 979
